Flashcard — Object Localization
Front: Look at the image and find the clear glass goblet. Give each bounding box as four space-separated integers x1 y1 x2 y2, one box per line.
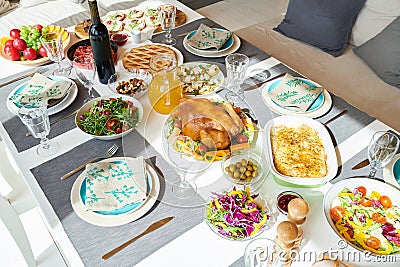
162 135 215 199
40 32 70 76
244 238 285 267
72 55 97 102
158 4 177 46
225 53 249 104
18 103 59 157
368 131 399 178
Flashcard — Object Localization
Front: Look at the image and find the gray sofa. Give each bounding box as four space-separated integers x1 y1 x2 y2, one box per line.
235 2 400 131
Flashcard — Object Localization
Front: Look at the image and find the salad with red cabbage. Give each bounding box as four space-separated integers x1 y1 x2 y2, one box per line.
206 186 270 240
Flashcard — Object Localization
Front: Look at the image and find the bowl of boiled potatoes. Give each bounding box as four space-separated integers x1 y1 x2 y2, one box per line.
221 151 265 185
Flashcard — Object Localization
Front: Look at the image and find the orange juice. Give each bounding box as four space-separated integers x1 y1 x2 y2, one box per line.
148 71 182 114
148 53 182 114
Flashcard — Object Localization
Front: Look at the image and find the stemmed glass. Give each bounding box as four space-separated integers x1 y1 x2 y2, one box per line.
158 4 177 46
368 131 399 178
244 238 285 267
162 135 215 199
18 103 59 157
40 32 70 76
72 55 97 102
225 53 250 104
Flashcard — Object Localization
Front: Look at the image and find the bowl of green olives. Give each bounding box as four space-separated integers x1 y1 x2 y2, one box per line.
221 151 264 185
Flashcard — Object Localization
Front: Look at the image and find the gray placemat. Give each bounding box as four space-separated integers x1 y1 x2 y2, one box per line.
0 66 99 152
30 130 205 267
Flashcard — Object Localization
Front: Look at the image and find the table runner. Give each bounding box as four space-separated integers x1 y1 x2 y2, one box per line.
1 16 383 267
31 130 205 267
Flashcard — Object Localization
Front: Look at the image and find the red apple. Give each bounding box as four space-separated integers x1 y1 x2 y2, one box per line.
12 38 27 51
23 47 37 60
38 45 47 57
33 24 43 33
4 46 20 61
5 39 14 47
9 29 20 40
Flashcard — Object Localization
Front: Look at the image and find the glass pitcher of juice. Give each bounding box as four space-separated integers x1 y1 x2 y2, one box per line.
148 53 182 114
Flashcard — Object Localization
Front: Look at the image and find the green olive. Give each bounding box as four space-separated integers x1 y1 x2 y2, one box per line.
233 171 240 178
235 162 242 168
239 166 247 173
247 165 253 172
225 166 230 172
248 161 253 166
245 170 251 177
252 165 258 171
227 171 233 178
252 171 258 177
229 165 236 172
241 159 248 166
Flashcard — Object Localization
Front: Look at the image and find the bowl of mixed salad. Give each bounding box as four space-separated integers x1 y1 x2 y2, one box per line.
324 177 400 256
206 186 272 241
75 95 143 140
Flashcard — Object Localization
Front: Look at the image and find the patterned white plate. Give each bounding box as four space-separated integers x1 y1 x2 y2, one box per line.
70 157 160 227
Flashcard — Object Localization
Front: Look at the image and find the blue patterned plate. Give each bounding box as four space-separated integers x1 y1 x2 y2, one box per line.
186 28 234 54
79 160 152 215
268 78 324 112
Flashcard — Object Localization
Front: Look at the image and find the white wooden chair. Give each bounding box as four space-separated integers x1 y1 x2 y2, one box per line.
0 139 67 267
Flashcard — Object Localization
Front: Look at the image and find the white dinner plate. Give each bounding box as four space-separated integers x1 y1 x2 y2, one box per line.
70 157 161 227
183 34 241 58
118 42 184 73
261 78 332 118
383 154 400 190
6 76 78 116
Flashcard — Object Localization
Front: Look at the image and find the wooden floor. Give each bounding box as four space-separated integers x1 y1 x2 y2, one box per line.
196 0 288 31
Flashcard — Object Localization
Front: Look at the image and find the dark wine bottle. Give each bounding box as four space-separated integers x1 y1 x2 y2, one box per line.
88 0 115 84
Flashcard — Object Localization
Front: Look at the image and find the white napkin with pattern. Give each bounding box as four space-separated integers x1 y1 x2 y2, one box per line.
84 157 147 211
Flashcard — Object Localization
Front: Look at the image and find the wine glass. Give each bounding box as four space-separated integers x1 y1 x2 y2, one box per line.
72 55 97 102
225 53 250 104
244 238 285 267
162 135 215 199
18 103 59 157
40 32 70 76
158 4 177 46
368 131 399 178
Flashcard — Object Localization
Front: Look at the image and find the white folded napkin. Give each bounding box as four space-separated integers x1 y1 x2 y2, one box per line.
186 23 232 50
268 73 323 112
84 157 147 212
10 73 72 107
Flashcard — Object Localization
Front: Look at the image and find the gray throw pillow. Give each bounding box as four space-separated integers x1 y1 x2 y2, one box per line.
274 0 366 57
354 16 400 89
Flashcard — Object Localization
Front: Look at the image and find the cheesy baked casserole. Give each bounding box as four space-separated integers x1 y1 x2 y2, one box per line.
270 124 328 178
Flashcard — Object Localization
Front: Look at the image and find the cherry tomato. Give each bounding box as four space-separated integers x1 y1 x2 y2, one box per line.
106 119 119 132
379 195 392 208
330 206 346 222
198 145 208 154
371 213 387 224
234 107 242 113
115 128 122 134
365 236 381 250
237 135 248 144
356 186 367 196
360 198 372 207
173 120 182 129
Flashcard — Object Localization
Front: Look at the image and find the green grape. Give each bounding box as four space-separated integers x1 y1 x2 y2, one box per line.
32 28 39 34
27 25 33 31
20 25 27 31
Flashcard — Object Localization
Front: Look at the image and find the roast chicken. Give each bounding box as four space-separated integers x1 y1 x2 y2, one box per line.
176 98 244 149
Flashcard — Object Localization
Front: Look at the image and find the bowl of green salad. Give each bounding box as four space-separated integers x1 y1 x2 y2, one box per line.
75 95 143 140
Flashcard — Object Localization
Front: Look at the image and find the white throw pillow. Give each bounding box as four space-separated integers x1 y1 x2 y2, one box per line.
19 0 55 8
350 0 400 46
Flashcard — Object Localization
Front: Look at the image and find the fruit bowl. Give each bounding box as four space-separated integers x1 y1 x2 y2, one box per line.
0 24 70 65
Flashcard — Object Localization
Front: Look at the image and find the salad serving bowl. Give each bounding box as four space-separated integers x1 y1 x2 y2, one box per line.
206 186 273 241
324 177 400 257
75 95 143 140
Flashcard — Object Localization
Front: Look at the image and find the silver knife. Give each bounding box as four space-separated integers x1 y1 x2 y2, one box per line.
102 216 174 260
244 72 286 92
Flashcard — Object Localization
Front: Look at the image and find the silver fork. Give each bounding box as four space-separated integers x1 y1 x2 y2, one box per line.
60 144 119 180
0 67 49 88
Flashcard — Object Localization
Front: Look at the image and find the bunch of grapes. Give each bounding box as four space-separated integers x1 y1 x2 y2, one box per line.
19 25 48 51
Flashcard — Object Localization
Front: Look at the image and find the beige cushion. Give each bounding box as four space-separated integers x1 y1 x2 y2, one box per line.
235 17 400 131
350 0 400 46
